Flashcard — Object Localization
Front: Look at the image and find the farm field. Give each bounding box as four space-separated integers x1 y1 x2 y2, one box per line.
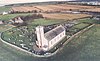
11 6 41 12
11 4 100 13
29 19 64 25
67 22 90 35
0 13 91 21
0 6 11 12
0 13 32 21
42 13 91 20
78 18 96 23
0 25 100 61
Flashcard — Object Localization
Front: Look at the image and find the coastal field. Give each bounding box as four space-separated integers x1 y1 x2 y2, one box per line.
0 25 100 61
42 13 91 20
11 4 99 13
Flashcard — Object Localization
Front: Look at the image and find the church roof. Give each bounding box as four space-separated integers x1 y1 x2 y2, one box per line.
44 25 65 41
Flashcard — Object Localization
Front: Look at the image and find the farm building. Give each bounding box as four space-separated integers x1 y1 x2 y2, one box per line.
2 12 8 15
10 16 24 24
36 25 66 51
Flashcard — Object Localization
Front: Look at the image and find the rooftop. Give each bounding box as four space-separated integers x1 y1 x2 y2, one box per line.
44 25 65 41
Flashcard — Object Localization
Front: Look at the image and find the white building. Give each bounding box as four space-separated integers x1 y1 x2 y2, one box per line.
11 17 24 24
2 12 8 15
36 25 66 51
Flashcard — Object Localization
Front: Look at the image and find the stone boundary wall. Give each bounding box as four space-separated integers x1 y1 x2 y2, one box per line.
0 33 59 57
62 24 95 48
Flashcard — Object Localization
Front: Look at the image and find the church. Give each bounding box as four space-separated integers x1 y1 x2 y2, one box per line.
35 25 66 51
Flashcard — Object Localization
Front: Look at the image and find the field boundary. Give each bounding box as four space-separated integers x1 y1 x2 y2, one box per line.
61 24 95 49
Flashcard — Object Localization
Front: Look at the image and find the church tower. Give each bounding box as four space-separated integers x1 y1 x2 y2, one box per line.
36 26 48 51
36 26 44 48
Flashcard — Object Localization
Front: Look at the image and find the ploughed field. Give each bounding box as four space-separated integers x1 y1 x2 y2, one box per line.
42 13 91 20
0 24 100 61
11 4 100 13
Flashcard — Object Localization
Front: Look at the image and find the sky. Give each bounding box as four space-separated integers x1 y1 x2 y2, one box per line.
0 0 73 5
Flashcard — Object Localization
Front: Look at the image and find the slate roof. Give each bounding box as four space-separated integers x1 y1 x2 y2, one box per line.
44 25 65 41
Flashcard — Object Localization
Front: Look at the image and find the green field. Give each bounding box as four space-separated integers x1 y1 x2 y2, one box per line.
67 23 90 35
29 19 64 26
73 23 89 29
78 18 96 24
0 6 11 12
0 13 32 21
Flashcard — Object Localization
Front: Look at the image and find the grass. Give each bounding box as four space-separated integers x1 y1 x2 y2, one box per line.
78 18 96 24
0 13 32 21
0 41 36 61
67 23 90 35
73 23 89 29
29 19 64 26
0 6 11 12
52 25 100 61
0 25 13 32
2 27 35 50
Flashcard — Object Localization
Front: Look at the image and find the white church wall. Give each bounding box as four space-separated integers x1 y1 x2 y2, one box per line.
48 30 66 50
42 38 49 51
